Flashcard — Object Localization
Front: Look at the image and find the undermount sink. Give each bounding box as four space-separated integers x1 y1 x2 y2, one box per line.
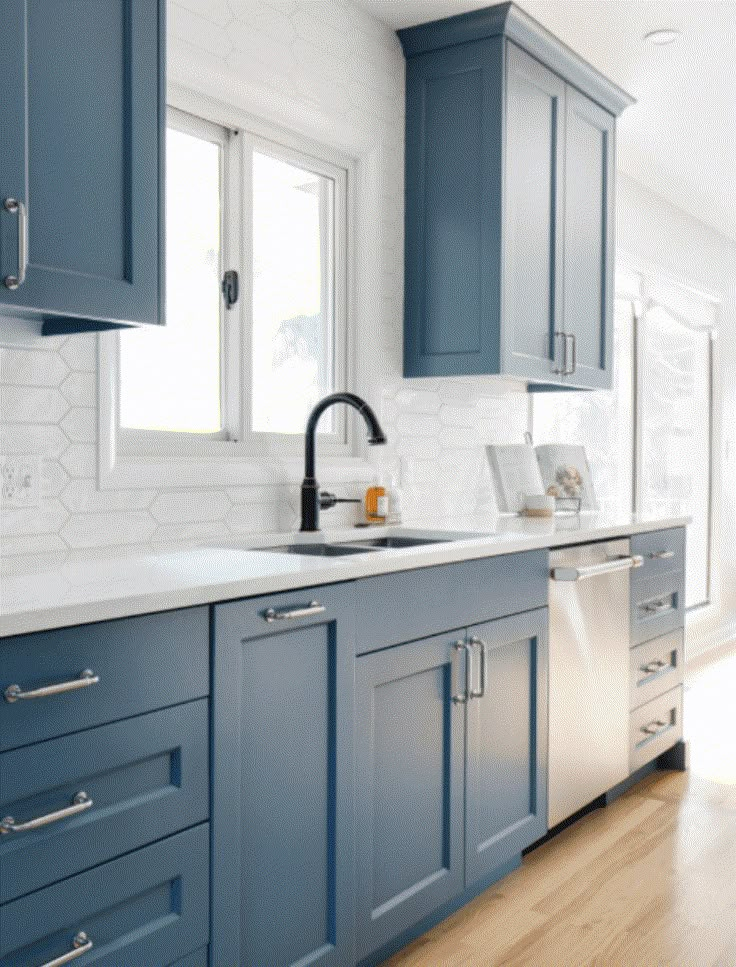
265 533 457 557
345 535 453 549
265 543 380 557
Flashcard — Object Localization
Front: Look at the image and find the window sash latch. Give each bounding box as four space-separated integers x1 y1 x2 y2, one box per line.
222 269 239 309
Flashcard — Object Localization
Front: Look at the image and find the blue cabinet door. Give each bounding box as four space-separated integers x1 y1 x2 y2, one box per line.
501 43 566 384
465 609 548 884
212 584 356 967
561 86 615 389
404 38 504 377
354 633 466 960
0 0 164 332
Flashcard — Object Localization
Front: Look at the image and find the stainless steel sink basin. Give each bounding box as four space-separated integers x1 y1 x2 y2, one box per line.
266 543 380 557
345 536 453 549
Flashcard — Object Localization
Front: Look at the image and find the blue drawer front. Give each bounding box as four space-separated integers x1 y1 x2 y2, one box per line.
355 551 549 654
631 528 686 583
0 824 209 967
168 950 208 967
0 700 209 903
0 608 208 752
631 571 685 646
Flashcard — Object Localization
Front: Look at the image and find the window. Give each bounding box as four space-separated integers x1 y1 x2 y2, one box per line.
111 105 349 461
532 269 716 610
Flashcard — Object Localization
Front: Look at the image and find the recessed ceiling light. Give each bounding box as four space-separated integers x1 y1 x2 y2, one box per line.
644 29 681 46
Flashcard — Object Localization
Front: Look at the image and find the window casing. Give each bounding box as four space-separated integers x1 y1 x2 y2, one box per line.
101 102 352 478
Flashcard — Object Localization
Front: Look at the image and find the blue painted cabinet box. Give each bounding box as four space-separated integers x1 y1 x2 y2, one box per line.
400 3 632 388
0 0 165 334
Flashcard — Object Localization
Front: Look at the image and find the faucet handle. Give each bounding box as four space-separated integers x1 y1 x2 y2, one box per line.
319 490 362 510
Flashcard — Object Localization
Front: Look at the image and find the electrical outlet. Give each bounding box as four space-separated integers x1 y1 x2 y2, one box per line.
0 455 42 508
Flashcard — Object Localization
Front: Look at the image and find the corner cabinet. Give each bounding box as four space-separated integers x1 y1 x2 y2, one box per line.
212 584 357 967
400 2 632 389
0 0 165 335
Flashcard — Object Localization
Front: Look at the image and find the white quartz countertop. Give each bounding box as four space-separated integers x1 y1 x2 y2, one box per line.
0 512 689 638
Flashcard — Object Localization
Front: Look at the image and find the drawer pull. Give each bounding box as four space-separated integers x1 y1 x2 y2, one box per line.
649 550 675 560
642 599 672 615
641 659 669 675
1 791 93 835
4 669 99 703
641 719 669 737
37 931 93 967
264 600 325 623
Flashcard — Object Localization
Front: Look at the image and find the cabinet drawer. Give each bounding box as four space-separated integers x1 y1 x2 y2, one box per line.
631 572 685 645
0 824 209 967
0 701 209 903
0 608 208 752
630 686 683 773
355 551 548 654
630 631 684 711
631 528 685 583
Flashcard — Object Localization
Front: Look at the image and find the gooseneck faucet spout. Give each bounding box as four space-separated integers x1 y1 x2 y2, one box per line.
301 392 387 532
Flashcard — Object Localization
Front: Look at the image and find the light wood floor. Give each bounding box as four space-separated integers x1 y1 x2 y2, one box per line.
383 647 736 967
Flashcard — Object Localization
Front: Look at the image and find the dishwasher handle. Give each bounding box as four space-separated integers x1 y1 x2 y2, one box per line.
551 554 644 582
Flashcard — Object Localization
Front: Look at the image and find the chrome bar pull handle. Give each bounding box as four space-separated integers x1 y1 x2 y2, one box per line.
565 333 577 375
3 197 28 289
641 719 668 737
641 659 668 675
551 555 644 582
451 641 471 704
1 791 93 835
643 599 672 615
4 669 99 704
649 550 675 560
264 600 325 623
468 637 487 699
37 932 93 967
552 330 567 375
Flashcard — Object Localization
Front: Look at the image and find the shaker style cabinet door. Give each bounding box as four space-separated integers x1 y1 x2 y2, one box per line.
561 86 615 389
465 609 548 885
501 43 566 384
403 37 505 377
211 584 356 967
354 633 466 961
0 0 164 332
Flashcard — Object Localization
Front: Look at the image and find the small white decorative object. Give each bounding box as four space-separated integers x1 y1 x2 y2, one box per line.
522 494 556 518
535 444 597 511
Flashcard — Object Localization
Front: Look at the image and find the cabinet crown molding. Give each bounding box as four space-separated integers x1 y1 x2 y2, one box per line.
398 1 635 116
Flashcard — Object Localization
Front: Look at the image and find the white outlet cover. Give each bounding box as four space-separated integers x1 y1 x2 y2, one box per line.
0 454 42 508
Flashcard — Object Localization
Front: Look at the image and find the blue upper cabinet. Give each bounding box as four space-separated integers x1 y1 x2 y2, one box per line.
400 2 633 390
0 0 165 335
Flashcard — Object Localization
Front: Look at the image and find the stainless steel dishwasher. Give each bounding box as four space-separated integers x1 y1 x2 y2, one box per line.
548 539 644 827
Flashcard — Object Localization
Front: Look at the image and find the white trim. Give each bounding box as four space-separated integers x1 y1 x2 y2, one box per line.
99 89 363 489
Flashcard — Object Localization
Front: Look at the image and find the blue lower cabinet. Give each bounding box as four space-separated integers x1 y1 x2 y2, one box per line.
355 633 466 961
168 950 209 967
0 824 209 967
465 610 548 884
212 584 356 967
0 700 209 903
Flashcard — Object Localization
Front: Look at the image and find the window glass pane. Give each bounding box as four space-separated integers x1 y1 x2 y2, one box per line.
639 307 712 607
251 151 336 435
532 297 635 514
120 124 223 434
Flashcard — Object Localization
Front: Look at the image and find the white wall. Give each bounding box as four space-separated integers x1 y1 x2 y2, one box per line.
0 0 733 659
615 173 736 658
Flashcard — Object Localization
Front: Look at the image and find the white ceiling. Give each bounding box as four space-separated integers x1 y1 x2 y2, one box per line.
353 0 736 241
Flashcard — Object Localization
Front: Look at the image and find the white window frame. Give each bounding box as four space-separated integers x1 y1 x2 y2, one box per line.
99 93 356 489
